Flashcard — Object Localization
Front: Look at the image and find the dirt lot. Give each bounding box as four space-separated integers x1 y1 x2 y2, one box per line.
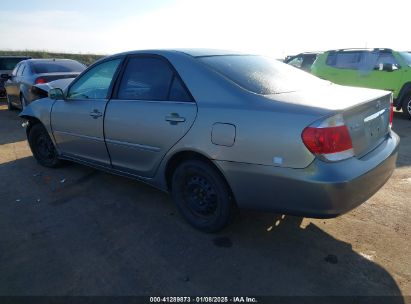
0 100 410 298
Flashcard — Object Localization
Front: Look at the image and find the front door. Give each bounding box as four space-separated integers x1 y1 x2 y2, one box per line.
104 55 197 177
51 58 123 166
356 50 403 95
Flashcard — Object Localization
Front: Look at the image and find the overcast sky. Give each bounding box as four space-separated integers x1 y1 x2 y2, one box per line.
0 0 409 58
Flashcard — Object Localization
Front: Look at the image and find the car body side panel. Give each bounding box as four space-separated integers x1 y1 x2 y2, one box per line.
104 99 197 177
19 98 57 146
51 98 111 166
214 132 399 216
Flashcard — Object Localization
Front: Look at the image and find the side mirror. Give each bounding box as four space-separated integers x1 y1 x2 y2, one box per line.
48 88 65 100
0 73 10 80
378 63 399 72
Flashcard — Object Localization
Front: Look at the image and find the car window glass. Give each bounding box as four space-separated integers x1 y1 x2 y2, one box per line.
399 52 411 66
326 51 362 69
288 57 303 68
118 57 174 101
376 53 398 65
19 64 26 76
198 55 325 95
32 60 86 73
169 76 192 102
11 64 20 77
0 58 27 70
67 59 121 100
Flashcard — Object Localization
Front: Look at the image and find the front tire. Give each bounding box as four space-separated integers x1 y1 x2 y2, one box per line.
171 160 235 233
28 124 62 168
402 92 411 120
20 93 27 110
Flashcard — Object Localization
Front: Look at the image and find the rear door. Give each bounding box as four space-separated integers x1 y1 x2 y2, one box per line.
104 55 197 177
51 58 123 166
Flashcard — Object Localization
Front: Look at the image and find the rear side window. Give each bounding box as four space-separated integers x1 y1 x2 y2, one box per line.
118 56 192 102
326 51 362 69
67 59 122 100
31 60 86 74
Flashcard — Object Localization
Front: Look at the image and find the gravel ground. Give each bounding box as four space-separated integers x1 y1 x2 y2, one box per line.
0 101 410 299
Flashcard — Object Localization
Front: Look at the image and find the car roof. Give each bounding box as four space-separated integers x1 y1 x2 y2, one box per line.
326 48 393 53
25 58 80 63
109 48 250 59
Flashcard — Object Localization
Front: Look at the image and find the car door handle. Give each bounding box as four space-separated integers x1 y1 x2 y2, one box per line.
90 109 103 119
165 113 186 124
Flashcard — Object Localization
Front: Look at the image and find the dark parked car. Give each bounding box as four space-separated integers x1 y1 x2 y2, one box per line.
284 52 321 72
2 59 86 110
0 56 31 98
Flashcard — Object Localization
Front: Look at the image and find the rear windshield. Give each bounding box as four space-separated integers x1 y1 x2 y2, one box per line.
31 60 86 74
198 55 325 95
0 58 27 70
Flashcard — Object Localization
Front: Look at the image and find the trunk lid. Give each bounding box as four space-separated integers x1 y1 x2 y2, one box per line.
343 93 391 157
35 72 80 83
267 83 392 158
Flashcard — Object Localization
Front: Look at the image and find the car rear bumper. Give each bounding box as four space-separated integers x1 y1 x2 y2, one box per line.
215 131 400 218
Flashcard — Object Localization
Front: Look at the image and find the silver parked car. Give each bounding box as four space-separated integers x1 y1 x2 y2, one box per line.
20 49 399 232
3 58 85 110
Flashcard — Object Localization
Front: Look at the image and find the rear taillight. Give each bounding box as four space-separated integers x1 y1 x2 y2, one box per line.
35 78 46 84
302 114 354 162
389 98 394 127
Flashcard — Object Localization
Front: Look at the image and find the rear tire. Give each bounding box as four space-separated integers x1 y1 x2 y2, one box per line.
171 159 235 233
402 92 411 120
28 124 62 168
20 93 26 110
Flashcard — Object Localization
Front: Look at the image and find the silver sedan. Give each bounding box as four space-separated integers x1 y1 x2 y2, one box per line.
20 49 400 232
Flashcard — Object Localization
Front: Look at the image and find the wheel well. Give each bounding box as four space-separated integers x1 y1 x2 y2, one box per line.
165 151 236 203
21 116 41 136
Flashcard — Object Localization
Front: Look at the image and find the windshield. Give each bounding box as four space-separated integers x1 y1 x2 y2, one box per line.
198 55 326 95
0 58 27 70
32 60 86 74
399 52 411 66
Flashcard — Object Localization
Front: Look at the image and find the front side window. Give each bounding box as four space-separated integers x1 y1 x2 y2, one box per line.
399 52 411 67
67 59 122 100
375 52 398 65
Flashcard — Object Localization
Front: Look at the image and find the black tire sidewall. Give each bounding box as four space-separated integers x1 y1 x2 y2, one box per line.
6 95 14 111
28 124 61 168
171 160 233 233
402 93 411 119
20 94 25 110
